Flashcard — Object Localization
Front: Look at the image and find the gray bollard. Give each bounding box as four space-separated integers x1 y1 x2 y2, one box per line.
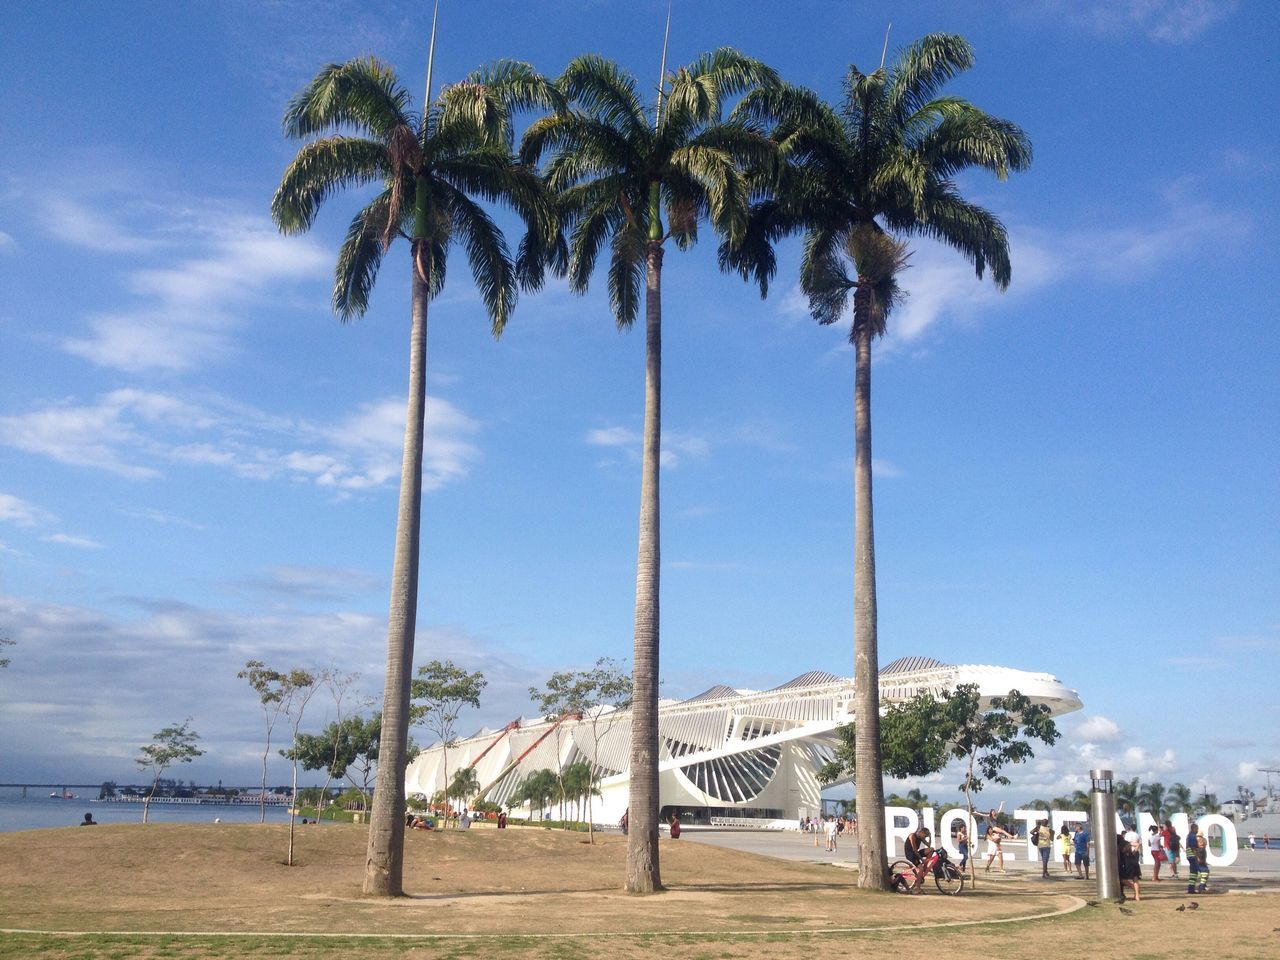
1090 769 1122 902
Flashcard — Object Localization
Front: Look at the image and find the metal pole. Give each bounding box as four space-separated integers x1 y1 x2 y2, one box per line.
1090 768 1121 902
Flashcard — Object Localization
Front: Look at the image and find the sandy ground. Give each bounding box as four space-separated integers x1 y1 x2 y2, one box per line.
1 822 1276 958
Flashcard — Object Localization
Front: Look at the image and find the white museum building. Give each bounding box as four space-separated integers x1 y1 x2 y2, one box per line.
404 656 1083 826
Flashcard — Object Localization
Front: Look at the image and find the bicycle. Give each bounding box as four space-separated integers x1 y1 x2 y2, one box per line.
890 847 966 895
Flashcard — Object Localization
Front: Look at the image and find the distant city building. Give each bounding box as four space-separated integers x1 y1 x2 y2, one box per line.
405 656 1082 825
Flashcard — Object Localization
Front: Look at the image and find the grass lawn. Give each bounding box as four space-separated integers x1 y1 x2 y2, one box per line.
1 822 1275 958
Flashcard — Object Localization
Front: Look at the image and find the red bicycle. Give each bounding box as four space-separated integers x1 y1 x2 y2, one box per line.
890 847 966 895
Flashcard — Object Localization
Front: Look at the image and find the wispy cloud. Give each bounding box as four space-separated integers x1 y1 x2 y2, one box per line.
0 229 16 254
59 211 328 373
1024 1 1237 43
39 196 161 254
0 492 54 527
881 192 1247 354
41 533 105 550
586 425 710 469
0 389 480 493
120 507 207 530
230 565 384 604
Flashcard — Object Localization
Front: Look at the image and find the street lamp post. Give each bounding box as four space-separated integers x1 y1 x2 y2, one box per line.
1090 768 1121 902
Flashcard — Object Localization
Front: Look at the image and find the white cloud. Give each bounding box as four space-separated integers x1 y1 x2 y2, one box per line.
0 492 54 527
872 458 904 479
0 388 480 494
0 392 164 478
41 533 105 550
0 229 16 254
1073 714 1123 743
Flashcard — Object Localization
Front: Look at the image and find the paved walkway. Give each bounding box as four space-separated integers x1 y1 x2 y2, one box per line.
684 829 1280 884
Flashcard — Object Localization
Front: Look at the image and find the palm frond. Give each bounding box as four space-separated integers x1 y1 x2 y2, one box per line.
915 107 1032 180
717 199 788 297
885 34 975 128
665 48 779 125
901 185 1012 287
333 190 400 320
272 136 390 234
799 225 851 326
438 182 517 335
607 226 646 329
557 55 647 137
566 186 628 295
283 57 412 140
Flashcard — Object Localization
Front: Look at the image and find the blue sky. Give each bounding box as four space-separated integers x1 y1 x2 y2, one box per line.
1 0 1276 805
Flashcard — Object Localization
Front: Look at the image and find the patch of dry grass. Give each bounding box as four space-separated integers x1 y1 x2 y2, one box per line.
1 822 1275 959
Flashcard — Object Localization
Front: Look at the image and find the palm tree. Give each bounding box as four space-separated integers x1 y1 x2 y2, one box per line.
1138 780 1167 822
521 49 776 893
1167 781 1194 815
722 33 1031 890
272 52 555 896
1114 776 1141 825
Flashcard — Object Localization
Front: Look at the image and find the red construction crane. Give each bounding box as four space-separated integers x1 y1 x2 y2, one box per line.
473 711 582 804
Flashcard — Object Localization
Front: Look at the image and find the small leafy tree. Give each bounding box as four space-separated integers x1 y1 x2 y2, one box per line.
275 668 320 865
818 683 1058 882
410 660 486 826
136 719 204 823
314 668 361 822
238 660 289 823
291 713 382 814
530 657 630 839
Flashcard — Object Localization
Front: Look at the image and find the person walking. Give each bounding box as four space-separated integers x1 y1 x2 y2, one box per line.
1148 824 1166 881
1119 831 1143 901
1035 819 1054 878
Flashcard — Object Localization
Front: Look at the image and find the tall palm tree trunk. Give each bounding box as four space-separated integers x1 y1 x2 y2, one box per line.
852 289 888 890
363 261 429 897
625 242 664 894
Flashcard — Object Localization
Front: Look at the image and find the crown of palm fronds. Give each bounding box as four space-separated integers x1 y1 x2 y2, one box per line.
520 49 778 329
719 33 1030 329
272 56 559 331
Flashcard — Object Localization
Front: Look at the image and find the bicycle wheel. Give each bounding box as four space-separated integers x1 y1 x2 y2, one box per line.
935 861 966 896
888 860 915 893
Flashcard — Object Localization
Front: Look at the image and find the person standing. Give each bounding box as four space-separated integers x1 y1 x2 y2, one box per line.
1188 833 1210 893
1072 822 1091 880
825 815 838 852
1058 824 1073 874
1164 820 1181 878
669 811 681 839
956 821 970 872
984 816 1013 873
